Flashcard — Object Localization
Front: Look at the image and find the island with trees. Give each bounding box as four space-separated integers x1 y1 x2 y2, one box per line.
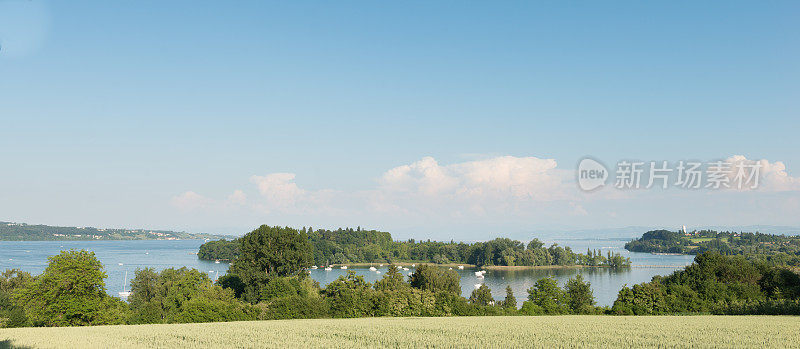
198 226 631 268
625 229 800 266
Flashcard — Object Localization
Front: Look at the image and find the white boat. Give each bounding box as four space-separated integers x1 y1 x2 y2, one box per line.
376 271 381 274
340 266 348 270
474 271 483 276
457 265 464 270
408 272 413 276
474 284 482 289
402 267 409 271
118 271 131 299
411 264 415 267
369 266 377 271
311 266 318 269
379 264 383 267
118 263 123 266
215 260 220 264
449 267 453 270
324 266 332 271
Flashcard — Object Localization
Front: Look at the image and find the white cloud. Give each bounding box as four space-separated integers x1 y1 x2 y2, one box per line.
380 155 569 201
168 154 800 235
226 190 247 206
170 191 212 211
725 155 800 191
249 173 305 207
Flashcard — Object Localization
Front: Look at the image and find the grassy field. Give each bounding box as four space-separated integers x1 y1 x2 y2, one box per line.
1 316 799 348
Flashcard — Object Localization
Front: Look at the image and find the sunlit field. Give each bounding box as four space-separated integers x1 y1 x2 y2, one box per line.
1 316 798 348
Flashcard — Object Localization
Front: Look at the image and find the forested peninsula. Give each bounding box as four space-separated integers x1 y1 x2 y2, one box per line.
625 229 800 266
198 227 631 268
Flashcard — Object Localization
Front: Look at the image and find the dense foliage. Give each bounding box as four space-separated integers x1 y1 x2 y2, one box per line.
127 268 256 324
625 229 800 266
611 252 800 315
197 239 239 260
199 227 631 268
225 225 314 303
10 251 128 327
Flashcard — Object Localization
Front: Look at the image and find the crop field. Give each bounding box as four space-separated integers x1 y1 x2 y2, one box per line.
1 316 799 349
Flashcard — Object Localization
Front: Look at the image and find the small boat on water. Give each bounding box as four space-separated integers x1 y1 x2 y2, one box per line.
369 266 377 271
311 265 318 269
402 267 409 271
457 265 464 270
324 266 332 271
340 266 348 270
118 271 132 299
215 260 220 264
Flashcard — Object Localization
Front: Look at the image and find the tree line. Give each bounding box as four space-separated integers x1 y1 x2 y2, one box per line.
625 229 800 266
199 226 631 268
3 225 798 328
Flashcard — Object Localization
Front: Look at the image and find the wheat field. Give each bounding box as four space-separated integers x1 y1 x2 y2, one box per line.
1 316 798 348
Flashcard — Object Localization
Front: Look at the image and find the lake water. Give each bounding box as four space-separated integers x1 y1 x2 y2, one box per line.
0 238 695 307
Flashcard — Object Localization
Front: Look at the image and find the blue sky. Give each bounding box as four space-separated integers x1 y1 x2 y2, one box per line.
1 1 799 239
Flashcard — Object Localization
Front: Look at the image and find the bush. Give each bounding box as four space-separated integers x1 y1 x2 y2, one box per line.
260 295 328 320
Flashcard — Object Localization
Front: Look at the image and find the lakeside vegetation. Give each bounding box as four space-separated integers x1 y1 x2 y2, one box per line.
2 225 799 330
625 229 800 266
3 316 799 349
198 226 632 268
0 222 225 241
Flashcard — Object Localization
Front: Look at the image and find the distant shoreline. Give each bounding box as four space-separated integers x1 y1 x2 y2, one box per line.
326 262 614 271
0 238 225 242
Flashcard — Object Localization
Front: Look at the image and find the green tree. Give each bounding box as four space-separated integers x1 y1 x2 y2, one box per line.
323 271 374 318
227 225 313 303
374 265 409 291
409 264 460 294
14 250 127 326
0 269 34 328
128 267 254 324
502 285 516 309
525 277 570 315
469 284 494 306
564 274 595 314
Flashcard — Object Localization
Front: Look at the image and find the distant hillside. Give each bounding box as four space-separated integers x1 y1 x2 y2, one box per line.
0 222 229 241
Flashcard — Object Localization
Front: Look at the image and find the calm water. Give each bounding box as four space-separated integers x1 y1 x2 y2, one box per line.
0 238 695 307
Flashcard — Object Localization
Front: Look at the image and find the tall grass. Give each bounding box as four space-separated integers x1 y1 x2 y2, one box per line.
1 316 798 348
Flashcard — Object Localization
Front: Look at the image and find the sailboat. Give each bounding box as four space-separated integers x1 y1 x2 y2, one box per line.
118 270 131 298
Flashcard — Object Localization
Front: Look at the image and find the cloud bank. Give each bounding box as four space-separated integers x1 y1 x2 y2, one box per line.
170 155 800 236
